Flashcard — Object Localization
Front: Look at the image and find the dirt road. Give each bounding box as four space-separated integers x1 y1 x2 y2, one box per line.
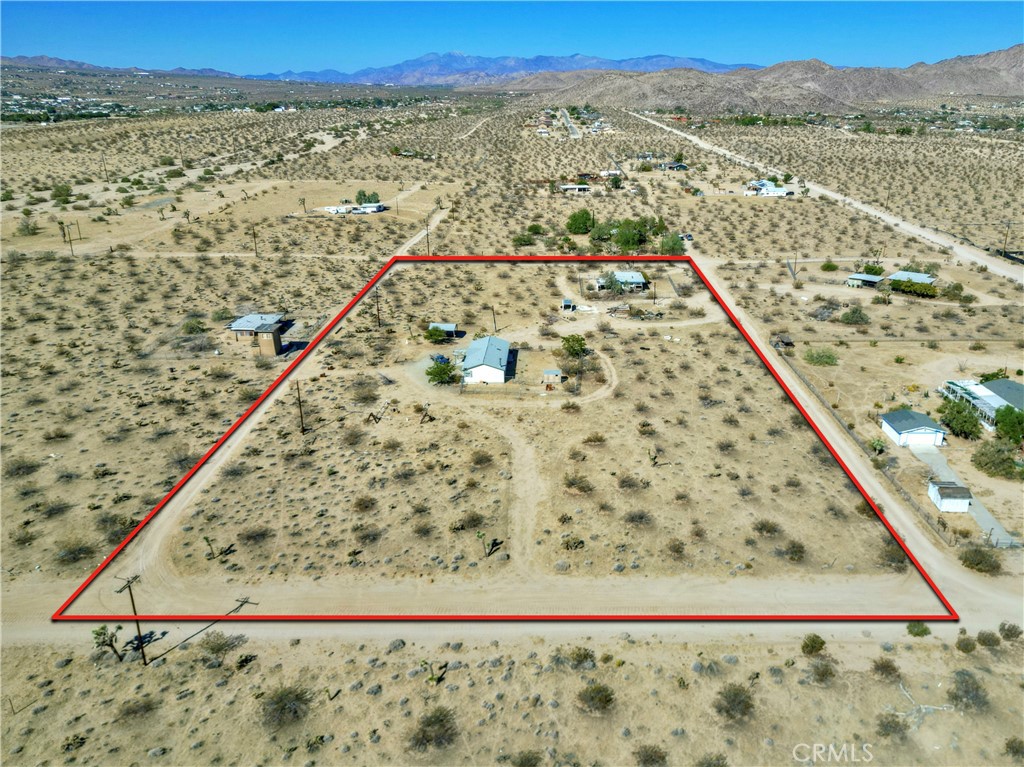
628 112 1024 284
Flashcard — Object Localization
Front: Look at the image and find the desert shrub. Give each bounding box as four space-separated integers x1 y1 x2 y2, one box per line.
577 682 615 712
1005 736 1024 761
262 685 313 727
618 473 643 489
3 455 40 477
510 751 543 767
803 348 838 366
667 538 685 559
568 646 595 668
564 472 594 493
471 449 493 467
976 630 1001 648
413 522 433 538
582 432 606 444
409 706 458 751
839 306 870 325
355 526 383 545
875 712 908 739
350 376 379 404
96 512 138 545
342 427 365 446
971 439 1023 479
801 633 826 656
999 621 1022 641
633 744 668 766
118 697 159 719
959 546 1001 575
624 510 653 527
221 462 252 479
753 519 781 537
878 538 910 573
906 621 931 637
54 538 94 563
871 657 900 681
946 669 989 711
695 756 729 767
955 635 977 653
198 630 248 660
353 495 377 513
779 539 806 562
238 526 273 545
181 318 208 335
713 683 754 722
809 658 836 685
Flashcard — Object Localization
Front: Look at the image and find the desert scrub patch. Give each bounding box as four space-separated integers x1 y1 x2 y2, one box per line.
803 347 838 366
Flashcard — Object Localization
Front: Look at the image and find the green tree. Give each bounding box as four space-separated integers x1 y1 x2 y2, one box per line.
355 189 379 205
426 361 459 385
599 270 624 294
938 399 982 440
614 218 646 252
51 183 73 204
995 405 1024 444
658 233 686 255
561 334 588 359
424 326 449 344
863 263 885 276
609 175 623 189
566 208 595 234
511 233 535 247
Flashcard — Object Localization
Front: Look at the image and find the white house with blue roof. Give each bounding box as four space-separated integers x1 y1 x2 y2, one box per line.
461 336 511 384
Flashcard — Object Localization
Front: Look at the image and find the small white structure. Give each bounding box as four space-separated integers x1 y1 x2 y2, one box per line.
745 179 788 197
846 273 885 288
559 184 591 194
887 270 935 285
461 336 510 384
357 203 384 214
928 480 972 513
228 313 285 341
879 410 946 447
599 169 623 177
323 205 354 214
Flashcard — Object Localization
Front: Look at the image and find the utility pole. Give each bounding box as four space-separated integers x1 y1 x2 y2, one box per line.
250 225 258 257
295 380 306 434
115 575 147 666
299 197 306 214
490 306 497 333
100 152 110 184
424 216 430 256
375 287 382 328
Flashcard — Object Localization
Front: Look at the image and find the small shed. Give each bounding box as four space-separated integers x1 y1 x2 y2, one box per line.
229 313 284 341
428 322 458 338
928 480 972 513
846 273 885 289
879 409 946 447
256 322 283 356
542 369 562 384
561 298 575 311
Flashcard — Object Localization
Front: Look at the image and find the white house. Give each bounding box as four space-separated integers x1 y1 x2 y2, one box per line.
559 184 591 194
745 179 788 197
597 270 649 291
879 409 946 447
599 169 623 177
461 336 510 384
928 480 972 513
940 378 1024 429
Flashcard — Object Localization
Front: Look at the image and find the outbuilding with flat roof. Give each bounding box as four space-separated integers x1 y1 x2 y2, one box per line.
228 313 284 341
928 480 972 513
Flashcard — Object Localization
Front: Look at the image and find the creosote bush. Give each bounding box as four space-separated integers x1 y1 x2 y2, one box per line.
713 683 754 722
871 656 900 681
801 633 826 656
946 669 989 711
262 685 314 727
577 682 615 712
409 706 458 751
633 744 669 766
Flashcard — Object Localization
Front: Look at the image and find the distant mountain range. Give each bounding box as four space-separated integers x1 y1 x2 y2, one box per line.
3 46 1020 111
0 54 235 79
242 52 762 85
487 45 1024 112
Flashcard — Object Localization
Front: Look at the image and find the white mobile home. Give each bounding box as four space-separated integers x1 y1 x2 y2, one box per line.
879 409 946 447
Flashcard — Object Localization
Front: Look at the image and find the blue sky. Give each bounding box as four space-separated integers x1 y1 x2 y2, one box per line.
1 2 1021 73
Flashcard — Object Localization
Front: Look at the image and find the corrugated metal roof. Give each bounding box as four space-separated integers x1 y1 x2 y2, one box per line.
614 271 647 284
229 313 284 331
930 481 972 500
980 378 1024 412
462 336 509 371
880 409 945 434
429 323 458 333
847 273 885 282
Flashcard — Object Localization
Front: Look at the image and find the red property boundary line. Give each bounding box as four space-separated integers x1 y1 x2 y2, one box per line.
54 255 958 622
